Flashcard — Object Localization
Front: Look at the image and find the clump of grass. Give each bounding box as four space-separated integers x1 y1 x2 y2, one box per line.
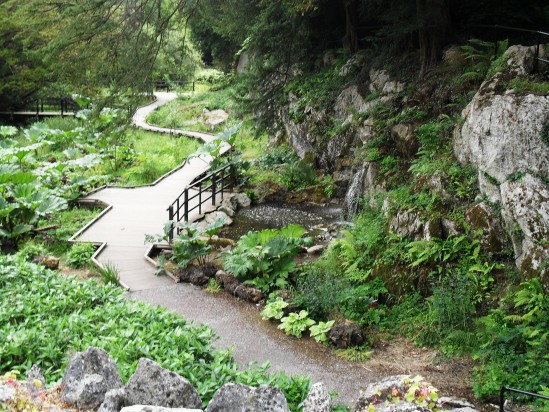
205 278 222 293
116 129 201 185
334 346 373 362
98 262 120 286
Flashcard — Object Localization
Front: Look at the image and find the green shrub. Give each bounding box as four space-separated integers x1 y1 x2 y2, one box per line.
257 145 298 168
473 278 549 401
293 264 346 320
279 159 317 191
278 311 315 338
0 254 310 410
261 298 289 321
223 225 312 293
309 320 334 344
66 242 95 268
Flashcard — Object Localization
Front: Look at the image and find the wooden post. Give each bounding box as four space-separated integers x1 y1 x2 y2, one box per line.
176 197 180 222
230 163 236 189
220 168 225 202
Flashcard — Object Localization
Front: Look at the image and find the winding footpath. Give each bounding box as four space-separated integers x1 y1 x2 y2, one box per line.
74 92 378 406
74 92 228 290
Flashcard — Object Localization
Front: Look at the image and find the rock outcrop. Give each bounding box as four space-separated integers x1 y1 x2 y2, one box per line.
99 358 202 412
353 376 478 412
454 45 549 280
61 347 123 410
205 383 290 412
302 382 331 412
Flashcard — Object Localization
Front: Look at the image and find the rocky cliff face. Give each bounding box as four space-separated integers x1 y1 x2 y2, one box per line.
277 45 547 280
454 46 549 280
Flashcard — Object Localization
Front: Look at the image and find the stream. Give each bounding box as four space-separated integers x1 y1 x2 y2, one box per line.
219 202 343 240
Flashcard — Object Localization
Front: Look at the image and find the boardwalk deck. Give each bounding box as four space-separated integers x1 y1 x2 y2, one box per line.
73 92 228 291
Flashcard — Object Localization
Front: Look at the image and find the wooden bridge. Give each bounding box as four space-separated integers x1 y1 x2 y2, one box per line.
0 97 79 118
70 92 231 291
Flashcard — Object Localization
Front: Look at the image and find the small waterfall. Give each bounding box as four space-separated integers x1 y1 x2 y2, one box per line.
343 165 365 219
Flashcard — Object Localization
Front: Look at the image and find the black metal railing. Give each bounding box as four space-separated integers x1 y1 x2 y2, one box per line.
499 386 549 412
154 80 195 92
167 163 235 241
473 24 549 73
24 97 80 116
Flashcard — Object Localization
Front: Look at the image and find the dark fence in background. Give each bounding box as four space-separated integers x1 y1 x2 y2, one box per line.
471 24 549 73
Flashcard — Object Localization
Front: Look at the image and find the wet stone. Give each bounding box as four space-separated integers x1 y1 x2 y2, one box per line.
328 322 364 349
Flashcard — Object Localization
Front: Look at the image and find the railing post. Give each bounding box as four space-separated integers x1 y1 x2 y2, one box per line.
176 197 180 222
212 173 217 206
199 182 202 214
499 387 505 412
36 99 39 116
220 168 225 202
168 206 174 242
230 163 236 189
184 188 189 222
534 33 540 73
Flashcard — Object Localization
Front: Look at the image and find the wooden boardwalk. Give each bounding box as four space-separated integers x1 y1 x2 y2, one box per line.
73 92 229 290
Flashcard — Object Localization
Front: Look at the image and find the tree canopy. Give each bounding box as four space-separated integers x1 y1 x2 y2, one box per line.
0 0 547 109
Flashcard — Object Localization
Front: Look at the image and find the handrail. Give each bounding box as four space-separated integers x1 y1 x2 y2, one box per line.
472 24 549 71
167 163 235 241
499 386 549 412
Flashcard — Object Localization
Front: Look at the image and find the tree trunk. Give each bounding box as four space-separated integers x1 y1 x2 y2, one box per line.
343 0 359 53
417 0 450 78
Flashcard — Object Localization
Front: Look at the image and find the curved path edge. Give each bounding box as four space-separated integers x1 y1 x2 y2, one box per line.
71 92 230 291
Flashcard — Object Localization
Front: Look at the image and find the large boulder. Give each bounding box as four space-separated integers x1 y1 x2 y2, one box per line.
500 174 549 281
353 375 476 412
205 383 290 412
302 382 331 412
503 45 541 75
453 62 549 278
328 321 364 349
465 202 507 255
369 69 405 95
389 210 442 241
353 375 411 412
454 92 549 187
124 358 202 410
61 347 123 410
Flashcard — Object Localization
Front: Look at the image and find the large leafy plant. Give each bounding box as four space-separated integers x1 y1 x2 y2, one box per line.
223 224 312 293
0 176 67 242
278 310 315 338
146 218 227 268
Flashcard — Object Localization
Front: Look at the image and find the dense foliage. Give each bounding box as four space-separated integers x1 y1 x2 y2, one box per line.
223 224 312 293
0 254 310 410
0 113 199 252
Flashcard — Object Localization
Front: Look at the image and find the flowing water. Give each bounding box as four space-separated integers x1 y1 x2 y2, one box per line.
219 203 342 239
343 165 365 219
